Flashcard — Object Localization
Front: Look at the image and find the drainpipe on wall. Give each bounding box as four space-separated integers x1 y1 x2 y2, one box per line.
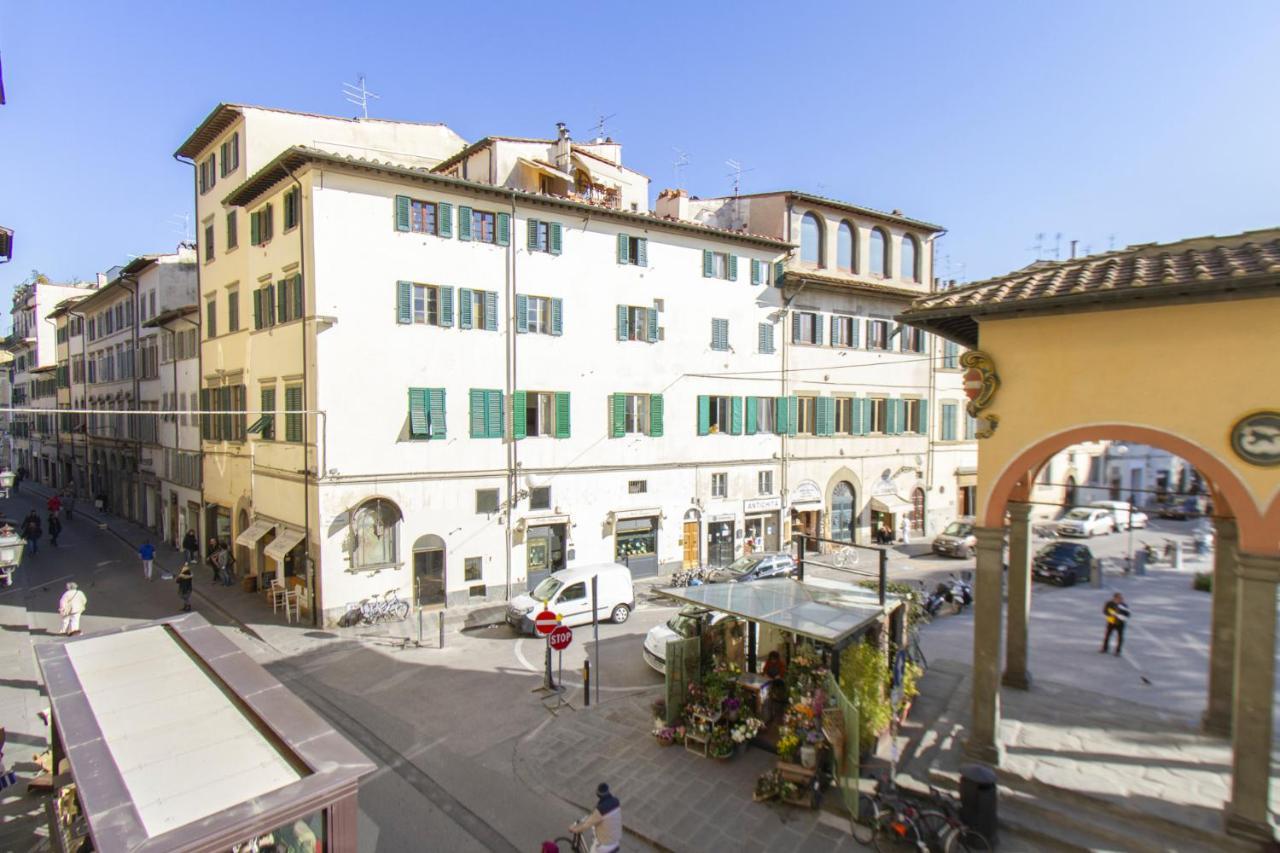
66 307 89 497
173 152 207 560
118 274 142 524
42 314 63 491
504 188 518 600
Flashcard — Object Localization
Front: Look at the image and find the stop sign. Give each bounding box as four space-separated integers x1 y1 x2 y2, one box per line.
548 624 573 651
534 610 559 635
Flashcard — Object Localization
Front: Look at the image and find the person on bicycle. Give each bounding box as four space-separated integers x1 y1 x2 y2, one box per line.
569 783 621 853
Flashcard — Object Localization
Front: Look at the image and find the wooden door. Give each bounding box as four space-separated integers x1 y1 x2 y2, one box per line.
682 521 700 568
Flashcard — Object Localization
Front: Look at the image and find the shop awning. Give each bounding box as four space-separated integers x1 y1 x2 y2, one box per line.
870 494 913 514
652 578 899 647
234 519 274 547
264 527 305 562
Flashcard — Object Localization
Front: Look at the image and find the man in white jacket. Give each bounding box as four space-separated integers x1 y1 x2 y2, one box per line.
569 783 621 853
58 582 87 636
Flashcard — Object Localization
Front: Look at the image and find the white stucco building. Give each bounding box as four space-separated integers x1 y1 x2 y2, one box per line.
178 106 978 625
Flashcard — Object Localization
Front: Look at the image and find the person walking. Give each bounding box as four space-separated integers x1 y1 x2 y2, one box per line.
58 582 87 636
220 544 237 587
206 538 222 584
63 490 76 521
182 529 198 563
47 512 62 548
46 494 62 517
139 540 156 581
176 563 194 612
1100 592 1130 656
21 511 41 556
569 783 622 853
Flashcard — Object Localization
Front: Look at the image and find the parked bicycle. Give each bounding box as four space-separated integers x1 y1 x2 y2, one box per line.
340 589 410 626
670 565 710 587
853 774 990 853
913 785 992 852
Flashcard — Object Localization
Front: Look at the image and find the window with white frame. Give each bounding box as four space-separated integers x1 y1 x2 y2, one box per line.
867 319 890 350
350 499 402 569
711 472 728 498
758 470 773 495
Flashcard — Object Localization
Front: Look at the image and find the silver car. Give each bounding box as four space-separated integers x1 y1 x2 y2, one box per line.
932 518 976 558
705 552 796 584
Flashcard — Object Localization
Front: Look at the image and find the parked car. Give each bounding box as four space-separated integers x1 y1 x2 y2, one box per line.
706 552 796 584
642 605 741 674
506 562 635 634
932 517 976 558
1088 501 1148 531
1158 496 1205 520
1032 542 1098 586
1056 507 1116 537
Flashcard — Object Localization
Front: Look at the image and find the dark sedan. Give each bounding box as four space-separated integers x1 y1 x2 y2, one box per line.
1032 542 1097 586
706 552 796 584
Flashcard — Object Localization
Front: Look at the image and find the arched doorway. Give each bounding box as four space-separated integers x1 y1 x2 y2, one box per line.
682 508 701 569
830 482 856 543
1063 475 1077 509
909 487 926 536
412 533 446 608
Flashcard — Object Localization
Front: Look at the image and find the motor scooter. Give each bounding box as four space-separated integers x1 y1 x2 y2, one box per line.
945 572 974 614
924 582 948 618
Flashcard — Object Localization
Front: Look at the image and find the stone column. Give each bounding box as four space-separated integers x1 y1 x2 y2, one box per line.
965 525 1006 765
1202 517 1238 737
1002 503 1032 689
1224 552 1280 844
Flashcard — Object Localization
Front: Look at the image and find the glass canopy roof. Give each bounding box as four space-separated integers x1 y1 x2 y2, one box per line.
653 578 901 646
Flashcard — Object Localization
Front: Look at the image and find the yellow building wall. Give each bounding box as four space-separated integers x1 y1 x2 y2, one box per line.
974 297 1280 551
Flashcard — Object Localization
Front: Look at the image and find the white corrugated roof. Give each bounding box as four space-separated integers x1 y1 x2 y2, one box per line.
64 626 302 838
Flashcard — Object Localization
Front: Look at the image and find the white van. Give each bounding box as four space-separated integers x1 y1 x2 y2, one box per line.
1088 500 1140 531
506 563 635 635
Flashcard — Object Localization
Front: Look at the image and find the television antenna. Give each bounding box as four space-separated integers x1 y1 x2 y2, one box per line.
672 148 690 185
725 159 753 197
1052 232 1063 260
169 213 191 244
342 74 380 119
590 113 616 140
1029 232 1045 259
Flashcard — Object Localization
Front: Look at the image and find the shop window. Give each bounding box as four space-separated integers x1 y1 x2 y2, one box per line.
350 499 402 569
476 488 499 514
711 472 728 498
628 480 647 494
465 556 483 582
530 486 551 510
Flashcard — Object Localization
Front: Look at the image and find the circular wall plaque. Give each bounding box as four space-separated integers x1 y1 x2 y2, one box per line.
1230 411 1280 467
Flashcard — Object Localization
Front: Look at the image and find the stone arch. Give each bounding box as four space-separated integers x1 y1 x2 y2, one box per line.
823 467 864 542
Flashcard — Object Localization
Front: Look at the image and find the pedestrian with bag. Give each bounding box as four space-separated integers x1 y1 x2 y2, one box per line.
47 512 62 548
58 582 87 636
21 511 41 556
182 529 198 563
221 545 237 587
139 540 156 581
46 494 61 516
206 538 222 584
1100 592 1130 656
569 783 622 853
176 563 194 612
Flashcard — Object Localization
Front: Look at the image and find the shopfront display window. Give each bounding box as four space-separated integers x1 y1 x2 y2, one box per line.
232 808 324 852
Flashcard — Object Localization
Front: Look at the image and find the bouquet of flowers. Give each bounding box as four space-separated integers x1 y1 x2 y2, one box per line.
731 715 765 743
652 725 677 746
776 728 801 762
709 726 736 758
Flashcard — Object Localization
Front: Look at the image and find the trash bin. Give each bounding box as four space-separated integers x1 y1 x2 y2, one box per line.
959 763 998 844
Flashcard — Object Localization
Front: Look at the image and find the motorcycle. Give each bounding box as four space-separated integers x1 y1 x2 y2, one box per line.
924 582 948 618
944 572 974 614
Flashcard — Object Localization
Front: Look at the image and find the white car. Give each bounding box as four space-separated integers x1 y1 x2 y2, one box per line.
1088 500 1148 531
642 605 740 674
1056 507 1116 537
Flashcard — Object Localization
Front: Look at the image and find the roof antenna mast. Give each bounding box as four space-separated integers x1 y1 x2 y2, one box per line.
672 148 690 186
342 74 380 119
590 113 616 141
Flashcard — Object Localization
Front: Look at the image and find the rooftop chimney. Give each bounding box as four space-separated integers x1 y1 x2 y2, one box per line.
655 188 691 222
554 123 572 173
96 273 107 288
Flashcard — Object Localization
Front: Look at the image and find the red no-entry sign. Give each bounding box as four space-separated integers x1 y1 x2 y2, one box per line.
548 624 573 651
534 609 560 635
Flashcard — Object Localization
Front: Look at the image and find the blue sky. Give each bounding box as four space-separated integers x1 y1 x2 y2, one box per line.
1 0 1278 318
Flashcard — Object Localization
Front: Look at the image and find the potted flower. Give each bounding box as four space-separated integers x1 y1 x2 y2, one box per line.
722 696 742 722
651 697 667 722
709 726 736 760
776 729 801 764
800 729 823 769
731 715 764 745
653 725 676 746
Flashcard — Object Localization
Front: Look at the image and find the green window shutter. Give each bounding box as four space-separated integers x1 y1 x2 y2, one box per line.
636 238 648 267
459 288 474 329
617 233 629 264
851 317 861 348
610 393 625 438
730 397 743 435
469 389 486 438
817 397 834 436
458 206 473 241
775 395 789 434
512 391 527 439
774 261 785 286
266 283 276 326
886 399 900 435
497 212 511 246
746 396 758 434
814 314 824 346
646 307 658 343
277 281 288 322
285 386 303 442
250 211 260 245
438 202 453 237
616 305 628 341
439 286 454 327
261 387 276 440
554 391 570 438
395 195 411 231
791 312 801 343
486 390 503 438
917 399 928 435
293 274 304 319
727 255 738 281
527 218 540 250
697 395 710 436
394 281 409 322
408 388 429 438
551 298 563 336
484 291 498 331
788 396 798 436
253 288 262 329
750 259 761 285
702 250 713 278
550 222 563 255
515 294 528 333
649 393 664 437
942 403 956 441
830 316 839 346
428 388 446 439
853 398 866 435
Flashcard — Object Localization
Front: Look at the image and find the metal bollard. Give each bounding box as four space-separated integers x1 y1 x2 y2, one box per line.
438 611 445 648
583 658 591 706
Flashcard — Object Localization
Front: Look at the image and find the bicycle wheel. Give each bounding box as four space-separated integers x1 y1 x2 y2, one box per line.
550 836 581 853
913 810 953 853
946 826 991 853
391 601 410 621
851 793 878 844
873 813 923 852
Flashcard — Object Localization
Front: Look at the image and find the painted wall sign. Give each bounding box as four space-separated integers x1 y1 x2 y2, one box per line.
960 349 1001 439
1231 411 1280 467
744 497 782 513
789 480 822 504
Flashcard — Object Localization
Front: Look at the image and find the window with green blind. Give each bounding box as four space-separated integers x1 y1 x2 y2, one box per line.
758 322 775 354
710 318 729 351
616 234 647 266
408 388 446 440
457 207 509 245
513 391 569 439
696 395 741 435
395 195 452 236
283 187 300 231
284 385 303 442
396 281 454 327
250 203 273 246
702 250 737 280
941 402 957 441
750 259 771 285
258 387 276 440
610 393 663 437
515 295 562 335
617 305 658 342
942 340 960 369
526 219 564 255
469 389 504 438
459 289 498 331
